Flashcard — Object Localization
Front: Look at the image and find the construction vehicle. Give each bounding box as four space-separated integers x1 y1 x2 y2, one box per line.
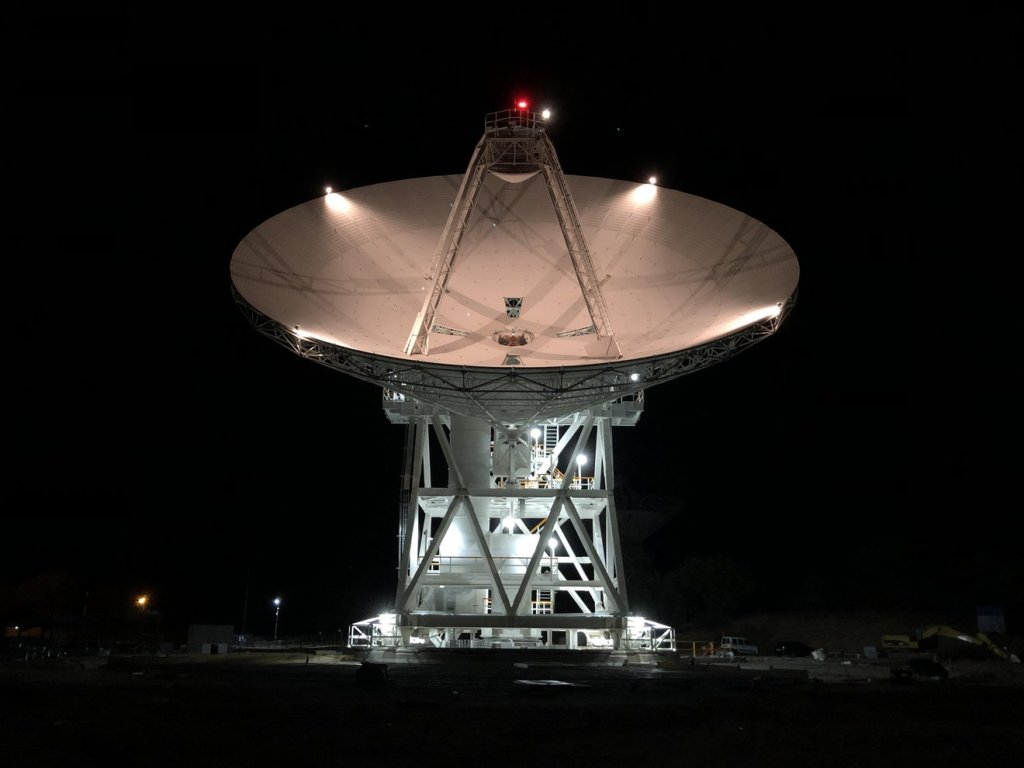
719 635 758 656
881 626 1020 662
880 633 919 652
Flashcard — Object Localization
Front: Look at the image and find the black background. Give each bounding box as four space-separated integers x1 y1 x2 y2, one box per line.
8 7 1020 639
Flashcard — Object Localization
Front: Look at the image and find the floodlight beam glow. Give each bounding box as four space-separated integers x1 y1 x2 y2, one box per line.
325 192 351 212
632 182 657 203
728 304 783 332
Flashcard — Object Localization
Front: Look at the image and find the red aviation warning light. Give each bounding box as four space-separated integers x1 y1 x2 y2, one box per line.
515 99 529 110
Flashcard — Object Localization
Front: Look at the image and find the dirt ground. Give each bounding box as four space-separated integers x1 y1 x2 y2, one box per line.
679 610 1013 657
3 651 1023 767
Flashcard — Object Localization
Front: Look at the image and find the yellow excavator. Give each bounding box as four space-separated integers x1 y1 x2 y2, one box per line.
881 625 1020 662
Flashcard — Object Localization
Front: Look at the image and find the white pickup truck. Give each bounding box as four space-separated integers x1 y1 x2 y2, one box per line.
720 635 759 655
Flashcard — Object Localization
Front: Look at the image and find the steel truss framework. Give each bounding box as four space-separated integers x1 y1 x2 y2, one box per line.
379 409 671 649
402 413 620 610
232 284 795 426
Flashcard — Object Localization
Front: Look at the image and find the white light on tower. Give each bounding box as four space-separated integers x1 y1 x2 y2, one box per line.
630 372 640 382
575 454 588 489
530 428 541 440
541 109 551 119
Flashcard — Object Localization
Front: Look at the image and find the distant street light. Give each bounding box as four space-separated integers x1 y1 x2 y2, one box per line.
135 595 149 642
273 597 282 641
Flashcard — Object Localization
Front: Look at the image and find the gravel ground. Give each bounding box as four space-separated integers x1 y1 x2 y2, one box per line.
3 652 1022 767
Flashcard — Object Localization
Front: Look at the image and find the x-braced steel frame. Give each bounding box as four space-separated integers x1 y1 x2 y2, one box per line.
396 414 628 629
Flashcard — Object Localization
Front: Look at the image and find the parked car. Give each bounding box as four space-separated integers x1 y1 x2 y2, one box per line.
774 640 815 657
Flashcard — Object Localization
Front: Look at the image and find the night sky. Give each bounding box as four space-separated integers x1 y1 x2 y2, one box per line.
8 8 1020 640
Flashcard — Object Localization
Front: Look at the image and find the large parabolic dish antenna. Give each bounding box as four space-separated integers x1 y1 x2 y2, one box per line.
231 111 798 426
231 107 800 652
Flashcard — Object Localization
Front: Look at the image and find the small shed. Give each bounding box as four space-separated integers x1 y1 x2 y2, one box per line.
187 624 234 654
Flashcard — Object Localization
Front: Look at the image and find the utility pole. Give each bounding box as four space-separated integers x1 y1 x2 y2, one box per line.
240 568 250 638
